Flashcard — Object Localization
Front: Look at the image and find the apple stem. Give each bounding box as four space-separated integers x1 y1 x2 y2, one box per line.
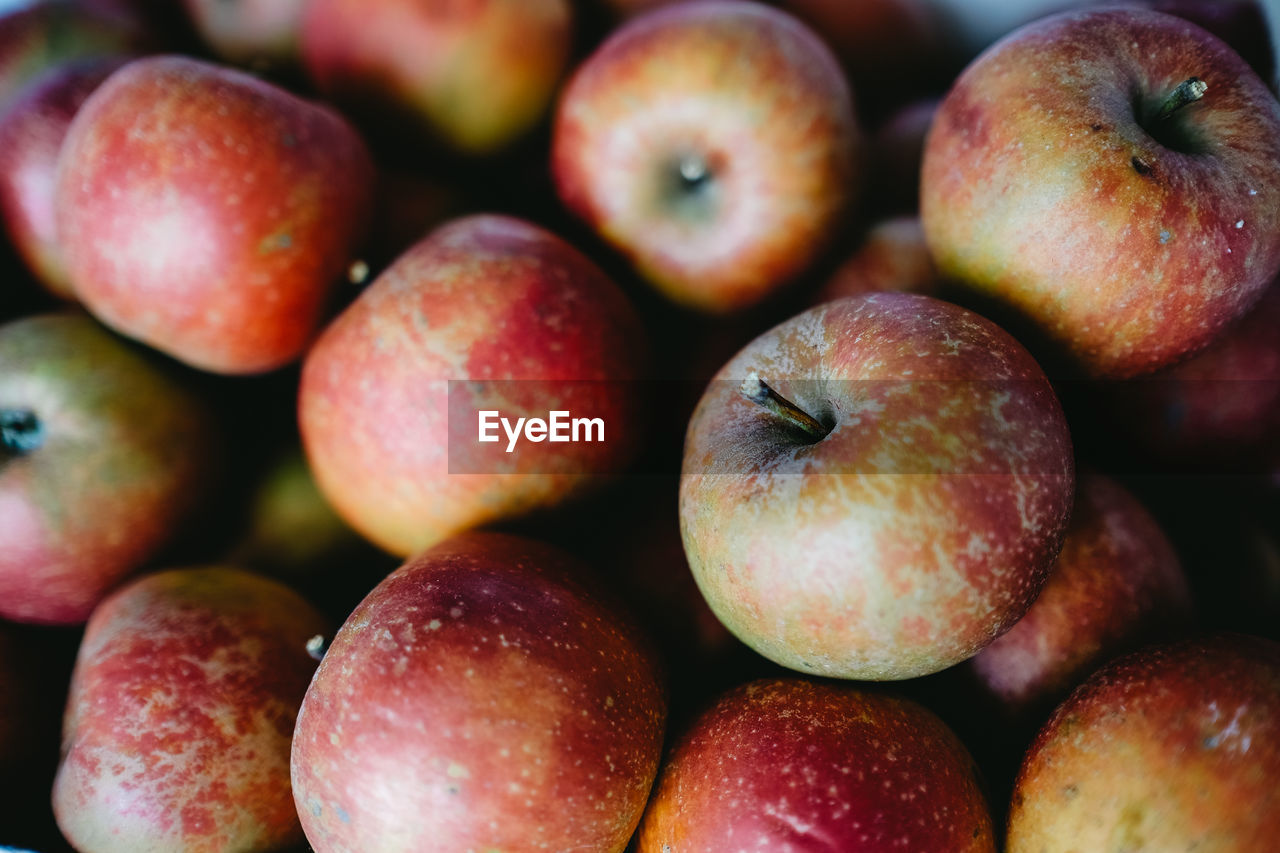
739 374 830 441
0 408 43 456
306 634 328 661
1155 77 1207 122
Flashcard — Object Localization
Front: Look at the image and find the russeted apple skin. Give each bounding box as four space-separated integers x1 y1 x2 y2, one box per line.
680 293 1074 680
552 0 859 313
0 314 218 625
52 567 328 853
291 532 668 853
0 57 124 300
921 8 1280 378
301 0 571 153
637 678 995 852
55 55 375 375
1008 634 1280 852
298 214 646 558
970 474 1192 715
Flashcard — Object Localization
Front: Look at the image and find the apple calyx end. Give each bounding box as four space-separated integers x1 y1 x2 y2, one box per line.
0 408 44 457
739 374 830 442
1155 77 1208 122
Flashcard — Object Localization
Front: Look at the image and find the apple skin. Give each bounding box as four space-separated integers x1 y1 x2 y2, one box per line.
183 0 306 67
552 0 859 313
680 292 1074 680
300 0 571 154
51 566 327 853
921 8 1280 378
0 313 218 625
637 678 995 851
291 531 668 853
811 216 941 304
298 214 646 557
0 56 125 300
1007 633 1280 851
1112 0 1276 87
56 54 374 375
970 474 1192 716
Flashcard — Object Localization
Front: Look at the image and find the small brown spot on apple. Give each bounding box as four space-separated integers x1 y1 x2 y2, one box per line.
1131 156 1152 176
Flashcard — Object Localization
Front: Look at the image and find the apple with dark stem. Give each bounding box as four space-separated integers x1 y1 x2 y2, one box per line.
922 8 1280 377
680 292 1075 680
553 0 859 312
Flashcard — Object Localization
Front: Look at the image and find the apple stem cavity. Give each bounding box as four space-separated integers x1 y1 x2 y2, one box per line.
739 374 830 442
1155 77 1208 122
0 408 43 456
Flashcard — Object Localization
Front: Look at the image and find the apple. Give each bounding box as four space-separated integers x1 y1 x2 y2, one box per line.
55 54 374 374
969 473 1192 715
921 8 1280 378
52 566 328 853
291 531 667 852
300 0 572 154
637 677 995 851
680 292 1074 680
552 0 859 313
298 213 646 557
0 56 125 299
1106 0 1275 87
0 313 218 625
811 216 941 304
182 0 305 68
1007 633 1280 851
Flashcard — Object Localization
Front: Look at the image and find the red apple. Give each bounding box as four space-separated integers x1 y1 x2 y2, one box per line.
300 0 571 154
921 8 1280 377
55 54 374 374
291 531 667 852
970 473 1192 715
298 214 646 557
811 215 941 305
0 56 124 299
52 566 328 852
1008 633 1280 851
183 0 305 68
1105 0 1275 87
552 0 859 312
680 292 1074 680
0 313 218 625
637 678 995 851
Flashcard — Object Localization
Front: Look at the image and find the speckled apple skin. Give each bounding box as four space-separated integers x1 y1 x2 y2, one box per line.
56 55 374 374
970 474 1191 714
680 293 1074 680
0 57 124 299
0 314 218 625
637 678 995 852
1008 634 1280 852
301 0 571 153
921 8 1280 378
290 532 668 853
552 0 858 312
52 567 329 853
298 214 646 557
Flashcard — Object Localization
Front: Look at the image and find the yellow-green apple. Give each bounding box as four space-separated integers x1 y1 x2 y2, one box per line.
970 473 1192 716
55 54 374 374
0 313 218 625
1007 633 1280 851
298 214 646 557
300 0 571 154
552 0 860 313
0 56 124 299
183 0 305 68
811 216 941 304
680 292 1074 680
637 678 995 851
921 8 1280 377
291 531 667 853
52 566 328 853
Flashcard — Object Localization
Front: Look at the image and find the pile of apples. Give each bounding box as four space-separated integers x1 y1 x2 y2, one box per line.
1 0 1279 850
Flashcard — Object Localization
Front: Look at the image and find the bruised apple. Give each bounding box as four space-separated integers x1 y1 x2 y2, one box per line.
52 566 328 853
291 532 667 853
